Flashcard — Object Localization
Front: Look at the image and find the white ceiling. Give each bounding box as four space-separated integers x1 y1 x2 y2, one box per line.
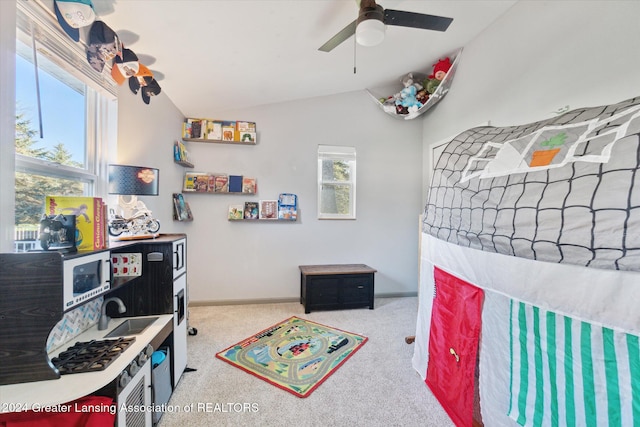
90 0 517 116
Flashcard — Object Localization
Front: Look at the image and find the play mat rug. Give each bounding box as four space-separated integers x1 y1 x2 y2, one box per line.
215 316 367 398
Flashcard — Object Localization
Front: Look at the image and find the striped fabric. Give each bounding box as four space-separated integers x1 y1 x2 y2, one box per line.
508 300 640 427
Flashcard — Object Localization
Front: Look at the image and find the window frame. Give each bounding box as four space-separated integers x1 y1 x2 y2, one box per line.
11 1 117 250
317 145 357 220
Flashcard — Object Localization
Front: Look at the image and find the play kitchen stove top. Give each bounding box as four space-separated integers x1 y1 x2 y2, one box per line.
51 337 136 375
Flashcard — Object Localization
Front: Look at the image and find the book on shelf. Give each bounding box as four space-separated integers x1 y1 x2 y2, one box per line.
188 118 206 139
173 193 193 221
214 174 229 193
244 201 259 219
44 195 106 250
228 204 244 220
206 120 222 140
184 172 210 192
239 131 256 143
278 193 298 220
174 140 189 162
228 175 243 193
182 121 192 139
222 121 235 141
236 121 256 132
242 177 257 194
259 200 278 220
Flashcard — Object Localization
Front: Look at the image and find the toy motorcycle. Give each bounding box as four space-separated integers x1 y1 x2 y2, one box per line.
108 211 160 237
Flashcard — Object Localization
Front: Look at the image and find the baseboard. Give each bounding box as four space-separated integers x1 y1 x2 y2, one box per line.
188 292 417 307
189 297 299 307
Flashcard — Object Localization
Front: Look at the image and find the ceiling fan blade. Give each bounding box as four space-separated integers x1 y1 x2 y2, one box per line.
318 20 357 52
383 9 453 32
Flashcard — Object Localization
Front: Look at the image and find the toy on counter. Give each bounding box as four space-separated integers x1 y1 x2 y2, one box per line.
424 57 452 94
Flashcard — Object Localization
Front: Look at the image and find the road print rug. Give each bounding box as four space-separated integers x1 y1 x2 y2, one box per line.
215 316 367 398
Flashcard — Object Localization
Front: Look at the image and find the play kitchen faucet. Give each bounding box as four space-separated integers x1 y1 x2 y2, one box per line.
98 297 126 330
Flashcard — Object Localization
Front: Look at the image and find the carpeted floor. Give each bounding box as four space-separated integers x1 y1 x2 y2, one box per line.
158 297 454 427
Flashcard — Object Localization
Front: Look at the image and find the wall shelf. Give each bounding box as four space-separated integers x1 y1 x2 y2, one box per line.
182 119 257 144
228 218 297 222
174 160 194 168
182 138 256 146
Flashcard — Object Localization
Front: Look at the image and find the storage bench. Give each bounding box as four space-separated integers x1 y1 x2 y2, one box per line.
299 264 376 314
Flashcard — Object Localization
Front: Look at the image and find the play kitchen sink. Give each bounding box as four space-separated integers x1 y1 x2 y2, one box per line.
104 317 158 338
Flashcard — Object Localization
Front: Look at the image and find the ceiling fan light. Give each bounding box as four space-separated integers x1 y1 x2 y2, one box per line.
356 18 386 47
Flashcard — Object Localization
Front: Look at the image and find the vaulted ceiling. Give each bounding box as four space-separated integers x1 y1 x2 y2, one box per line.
90 0 517 116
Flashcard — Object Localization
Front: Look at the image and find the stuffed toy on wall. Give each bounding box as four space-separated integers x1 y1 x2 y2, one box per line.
396 85 423 113
424 57 452 94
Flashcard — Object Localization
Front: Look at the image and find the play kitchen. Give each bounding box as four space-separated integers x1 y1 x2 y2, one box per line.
0 234 188 426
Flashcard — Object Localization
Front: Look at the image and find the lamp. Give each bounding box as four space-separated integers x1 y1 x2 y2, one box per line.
356 3 386 47
107 164 160 239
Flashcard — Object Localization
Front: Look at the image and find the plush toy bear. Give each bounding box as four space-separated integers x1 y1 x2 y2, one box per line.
424 57 452 94
396 85 423 113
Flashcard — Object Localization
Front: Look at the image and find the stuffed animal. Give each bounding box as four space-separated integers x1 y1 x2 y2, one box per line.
395 85 423 113
424 57 452 94
379 96 397 113
416 89 429 105
401 72 424 91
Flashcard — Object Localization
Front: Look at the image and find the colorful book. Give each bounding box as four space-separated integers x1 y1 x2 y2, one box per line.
244 202 259 219
184 172 209 192
173 193 193 221
222 121 235 141
242 177 257 194
182 121 192 139
214 174 229 193
259 200 278 220
174 140 188 162
44 196 105 250
239 132 256 143
228 204 244 220
188 118 205 139
278 193 298 220
236 121 256 132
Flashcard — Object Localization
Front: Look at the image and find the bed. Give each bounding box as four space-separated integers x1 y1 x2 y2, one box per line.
412 96 640 426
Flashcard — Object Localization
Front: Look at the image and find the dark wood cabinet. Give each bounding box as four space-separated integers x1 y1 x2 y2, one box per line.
108 236 188 387
108 235 186 317
0 252 64 385
299 264 376 314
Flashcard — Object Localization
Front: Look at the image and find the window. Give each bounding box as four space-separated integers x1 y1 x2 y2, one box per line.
13 2 116 251
317 145 356 219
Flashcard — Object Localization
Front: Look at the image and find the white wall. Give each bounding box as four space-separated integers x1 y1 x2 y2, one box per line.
421 0 640 194
117 88 424 303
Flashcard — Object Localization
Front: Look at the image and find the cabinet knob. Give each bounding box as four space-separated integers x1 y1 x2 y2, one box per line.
119 371 131 388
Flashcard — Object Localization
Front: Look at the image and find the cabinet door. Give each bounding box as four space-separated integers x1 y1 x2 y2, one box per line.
307 277 339 305
426 267 483 427
341 275 372 304
172 238 186 279
173 273 188 387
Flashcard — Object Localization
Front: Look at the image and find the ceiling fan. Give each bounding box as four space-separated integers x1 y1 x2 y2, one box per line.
318 0 453 52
